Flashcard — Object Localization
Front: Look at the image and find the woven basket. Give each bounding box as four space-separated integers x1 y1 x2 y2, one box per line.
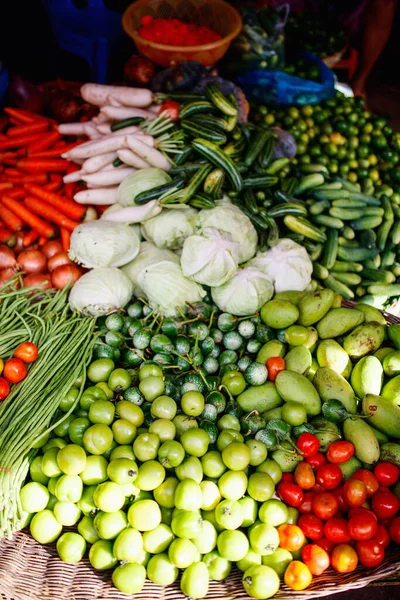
1 300 400 600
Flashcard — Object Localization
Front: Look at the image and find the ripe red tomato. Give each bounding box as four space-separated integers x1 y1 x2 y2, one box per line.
277 524 306 552
306 452 326 471
326 441 355 464
356 540 385 568
312 492 339 520
331 543 358 573
0 376 10 401
388 516 400 544
374 462 400 487
277 482 304 507
13 341 38 364
298 491 316 514
314 537 335 554
352 469 379 497
298 514 324 540
294 462 316 490
302 544 330 575
282 473 294 483
158 100 180 121
316 463 343 490
297 432 320 457
348 511 378 541
371 490 400 519
343 479 367 508
332 485 349 514
266 356 285 382
324 517 351 543
373 524 390 549
3 358 27 384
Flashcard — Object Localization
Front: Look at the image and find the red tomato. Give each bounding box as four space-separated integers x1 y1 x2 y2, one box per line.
277 482 304 507
306 452 326 471
0 376 10 401
312 492 339 520
282 473 294 483
13 341 38 364
277 524 306 552
298 514 324 540
332 485 349 514
302 544 330 576
294 462 316 490
316 463 343 490
331 543 358 573
284 560 312 591
373 524 390 549
356 540 385 568
298 491 316 514
348 506 377 521
3 358 27 384
352 469 380 497
324 517 351 543
158 100 180 121
343 479 367 508
374 462 400 487
326 441 355 465
266 356 285 382
348 511 378 541
371 490 400 519
388 516 400 543
314 537 335 554
297 432 320 458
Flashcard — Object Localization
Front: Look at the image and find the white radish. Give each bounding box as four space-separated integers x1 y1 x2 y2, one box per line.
101 200 162 224
148 104 160 114
83 122 102 138
82 152 117 173
80 84 153 108
96 124 113 135
127 136 171 170
100 105 155 121
74 187 119 205
117 149 151 169
81 168 135 187
58 123 88 135
63 170 84 183
128 133 155 147
64 134 128 159
110 126 141 136
92 112 111 124
107 95 122 107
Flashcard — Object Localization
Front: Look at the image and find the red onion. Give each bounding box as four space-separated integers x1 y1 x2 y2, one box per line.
42 241 63 259
14 233 25 254
51 265 81 289
0 268 17 286
0 246 17 269
47 252 73 272
18 250 47 274
24 273 53 290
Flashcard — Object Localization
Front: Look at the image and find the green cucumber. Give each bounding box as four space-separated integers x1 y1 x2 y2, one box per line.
313 190 350 201
322 227 338 270
295 173 325 195
283 216 327 243
310 200 329 215
351 216 383 231
191 138 242 192
258 136 275 170
135 177 185 205
324 274 355 299
391 220 400 245
203 168 225 199
312 214 344 229
175 146 193 166
342 226 355 240
242 175 279 189
300 164 329 175
244 129 272 167
337 246 379 262
332 198 367 208
360 230 377 249
205 83 237 117
267 203 307 218
244 189 259 215
181 120 227 145
348 193 381 206
376 219 394 251
329 207 364 220
314 182 343 191
362 267 396 284
332 261 363 273
110 117 145 131
179 101 217 120
313 262 329 280
332 272 362 286
266 158 290 174
189 193 216 209
367 284 400 297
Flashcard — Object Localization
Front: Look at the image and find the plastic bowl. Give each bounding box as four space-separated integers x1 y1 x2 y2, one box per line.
122 0 242 67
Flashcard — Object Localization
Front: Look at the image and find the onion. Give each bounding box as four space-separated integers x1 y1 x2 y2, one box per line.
17 250 47 274
51 264 81 289
24 273 53 290
47 252 73 272
0 267 18 286
0 246 17 269
42 240 63 259
14 233 25 254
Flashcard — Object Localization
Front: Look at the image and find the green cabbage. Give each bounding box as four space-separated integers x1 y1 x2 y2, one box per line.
211 266 274 316
121 242 180 297
69 268 133 316
118 168 171 207
141 207 198 250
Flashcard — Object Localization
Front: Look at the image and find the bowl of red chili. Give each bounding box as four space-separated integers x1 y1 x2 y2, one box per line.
122 0 242 67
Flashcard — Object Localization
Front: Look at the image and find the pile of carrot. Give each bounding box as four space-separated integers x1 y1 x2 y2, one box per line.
0 107 88 251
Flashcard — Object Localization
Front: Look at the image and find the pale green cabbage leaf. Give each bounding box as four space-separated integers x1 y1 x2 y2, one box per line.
211 266 274 316
121 241 180 297
118 168 171 207
69 268 133 316
141 207 198 250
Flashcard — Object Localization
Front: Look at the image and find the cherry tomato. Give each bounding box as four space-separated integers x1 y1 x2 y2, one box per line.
343 479 367 508
306 453 326 471
389 516 400 543
298 491 315 515
301 544 330 576
316 464 342 490
356 540 385 568
3 357 27 384
324 518 351 543
352 469 379 497
297 433 320 458
298 514 324 540
158 100 180 121
332 485 349 514
348 506 377 521
281 473 294 483
277 524 306 552
348 511 378 541
331 543 358 573
266 357 285 382
371 490 400 519
312 492 339 520
0 377 10 401
284 560 312 591
277 482 304 508
294 463 315 491
374 462 400 487
314 537 335 554
326 441 355 464
373 524 390 549
14 341 38 364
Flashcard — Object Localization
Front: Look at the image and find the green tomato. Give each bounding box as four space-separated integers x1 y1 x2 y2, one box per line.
259 499 289 527
115 400 144 426
93 482 125 513
110 445 135 462
215 499 243 530
107 458 138 485
246 440 268 467
143 524 174 554
281 402 307 426
133 432 160 462
29 456 49 486
217 530 249 561
151 395 177 420
160 505 173 525
53 414 75 438
80 455 108 486
53 501 81 526
174 480 203 511
217 414 241 432
68 417 90 446
158 440 185 469
262 548 293 577
256 459 282 484
180 428 210 457
147 553 178 586
93 509 127 540
128 499 161 531
180 562 209 599
168 538 199 569
139 376 165 402
77 515 100 544
43 438 67 453
149 418 176 442
237 549 262 573
192 519 217 554
181 391 205 417
249 523 279 556
80 386 108 411
59 388 79 413
55 474 83 503
89 400 115 425
20 482 49 513
284 325 309 346
136 460 165 491
175 456 203 484
88 359 115 383
139 362 163 381
47 476 60 497
201 450 226 479
218 470 248 501
238 496 258 527
113 527 143 562
153 477 179 509
286 507 299 525
89 539 118 571
217 429 243 452
56 444 87 476
171 510 203 539
108 368 132 393
95 381 114 399
222 442 251 471
111 419 137 445
203 550 232 580
77 485 97 517
83 424 113 455
30 510 62 544
200 480 221 511
222 371 246 396
247 472 275 502
242 565 280 599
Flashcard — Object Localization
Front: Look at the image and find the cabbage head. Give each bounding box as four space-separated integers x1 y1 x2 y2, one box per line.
141 207 198 250
118 168 171 207
69 268 133 316
211 266 274 316
121 242 180 297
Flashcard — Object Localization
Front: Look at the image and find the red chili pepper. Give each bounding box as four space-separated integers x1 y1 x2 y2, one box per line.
138 16 222 46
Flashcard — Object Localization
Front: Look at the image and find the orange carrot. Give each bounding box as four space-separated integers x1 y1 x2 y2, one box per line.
0 228 17 246
64 163 80 201
38 235 47 246
16 158 69 173
24 196 79 231
6 173 48 185
1 156 18 167
29 142 79 158
0 204 24 231
24 183 85 221
6 187 25 199
2 196 56 239
4 168 23 178
26 131 62 154
23 229 39 247
0 132 52 151
7 121 49 138
0 183 13 191
4 108 48 124
60 227 71 252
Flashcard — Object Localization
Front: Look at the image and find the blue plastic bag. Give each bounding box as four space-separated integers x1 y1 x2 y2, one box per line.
236 52 335 106
0 64 8 107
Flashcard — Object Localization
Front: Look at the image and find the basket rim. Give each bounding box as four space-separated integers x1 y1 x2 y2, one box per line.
122 0 243 53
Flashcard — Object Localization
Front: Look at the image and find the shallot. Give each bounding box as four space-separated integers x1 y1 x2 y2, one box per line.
42 240 63 259
52 264 81 289
0 246 17 269
48 252 73 272
24 273 52 289
17 250 47 274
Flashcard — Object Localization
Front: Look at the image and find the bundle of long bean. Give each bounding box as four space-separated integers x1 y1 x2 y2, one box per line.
0 285 96 538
